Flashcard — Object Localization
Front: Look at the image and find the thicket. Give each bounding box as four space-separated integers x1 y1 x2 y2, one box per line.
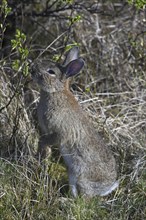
0 0 146 219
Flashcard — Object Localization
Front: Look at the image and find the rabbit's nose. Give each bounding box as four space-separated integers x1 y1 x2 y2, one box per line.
30 64 38 80
30 61 38 74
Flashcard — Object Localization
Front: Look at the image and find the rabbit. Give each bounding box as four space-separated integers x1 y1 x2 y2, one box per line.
31 47 119 197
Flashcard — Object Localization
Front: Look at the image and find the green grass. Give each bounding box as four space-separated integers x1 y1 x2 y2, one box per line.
0 155 145 220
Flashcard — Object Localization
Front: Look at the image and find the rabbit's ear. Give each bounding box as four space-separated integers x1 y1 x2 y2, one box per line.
63 47 79 66
65 58 84 78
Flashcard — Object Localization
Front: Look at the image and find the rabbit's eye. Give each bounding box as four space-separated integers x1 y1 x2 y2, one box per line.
47 69 55 75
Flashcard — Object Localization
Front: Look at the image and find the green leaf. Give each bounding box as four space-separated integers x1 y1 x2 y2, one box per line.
12 60 20 71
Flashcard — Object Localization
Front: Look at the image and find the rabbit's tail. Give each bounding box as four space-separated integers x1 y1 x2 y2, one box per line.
99 180 119 196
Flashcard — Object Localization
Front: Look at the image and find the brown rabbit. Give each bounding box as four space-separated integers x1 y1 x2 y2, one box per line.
31 47 119 197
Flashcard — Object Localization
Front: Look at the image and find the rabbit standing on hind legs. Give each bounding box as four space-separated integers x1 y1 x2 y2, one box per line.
31 47 119 197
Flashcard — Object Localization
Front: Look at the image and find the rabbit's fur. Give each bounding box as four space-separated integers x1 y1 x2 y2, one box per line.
31 47 119 197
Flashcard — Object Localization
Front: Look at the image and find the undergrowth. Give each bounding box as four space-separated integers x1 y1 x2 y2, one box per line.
0 153 145 219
